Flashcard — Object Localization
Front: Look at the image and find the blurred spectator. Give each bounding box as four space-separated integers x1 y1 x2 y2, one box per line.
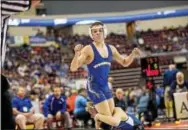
74 88 94 127
35 28 44 37
12 87 45 129
42 78 52 97
155 85 165 115
164 86 174 119
145 87 158 126
138 37 144 45
163 64 178 90
17 64 28 77
8 86 18 100
152 44 161 53
136 87 149 120
170 72 188 120
30 90 40 114
170 72 188 93
162 45 168 52
43 87 72 129
114 88 127 111
163 64 178 119
66 89 78 115
127 89 137 115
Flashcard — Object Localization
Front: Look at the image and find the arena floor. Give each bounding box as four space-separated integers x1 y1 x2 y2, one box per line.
25 120 188 130
145 120 188 130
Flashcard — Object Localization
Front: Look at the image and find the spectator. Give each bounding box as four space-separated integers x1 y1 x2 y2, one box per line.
17 64 28 77
114 88 127 111
127 89 137 115
74 88 94 127
155 85 165 115
43 87 72 130
66 89 78 115
163 64 178 119
35 28 44 37
170 72 188 93
12 87 45 129
170 72 188 120
164 86 174 120
30 90 40 114
136 87 149 120
8 86 17 100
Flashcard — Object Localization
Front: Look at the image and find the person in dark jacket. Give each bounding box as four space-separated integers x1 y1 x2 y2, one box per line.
163 64 178 87
163 64 178 119
43 87 72 129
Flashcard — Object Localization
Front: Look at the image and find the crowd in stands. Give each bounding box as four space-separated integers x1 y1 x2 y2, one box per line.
6 67 188 129
2 25 188 129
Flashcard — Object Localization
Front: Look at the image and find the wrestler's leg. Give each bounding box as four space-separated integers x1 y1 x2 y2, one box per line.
107 98 115 114
94 100 112 129
87 84 113 129
95 100 112 116
94 107 126 127
103 86 115 114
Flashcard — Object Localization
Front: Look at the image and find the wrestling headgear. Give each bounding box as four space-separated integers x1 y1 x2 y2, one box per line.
89 21 107 39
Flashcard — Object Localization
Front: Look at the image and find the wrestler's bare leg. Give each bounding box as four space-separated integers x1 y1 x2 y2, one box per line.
94 100 112 129
107 98 115 114
94 107 128 127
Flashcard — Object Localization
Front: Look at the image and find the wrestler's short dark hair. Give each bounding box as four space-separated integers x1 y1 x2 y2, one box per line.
90 21 104 28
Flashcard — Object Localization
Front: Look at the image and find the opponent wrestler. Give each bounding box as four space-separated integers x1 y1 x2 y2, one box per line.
86 102 145 130
70 21 141 128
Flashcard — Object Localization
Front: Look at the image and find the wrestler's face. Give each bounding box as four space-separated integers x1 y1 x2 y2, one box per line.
91 25 105 43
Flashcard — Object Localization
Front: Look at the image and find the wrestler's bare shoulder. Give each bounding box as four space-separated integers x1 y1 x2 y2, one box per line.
82 45 93 55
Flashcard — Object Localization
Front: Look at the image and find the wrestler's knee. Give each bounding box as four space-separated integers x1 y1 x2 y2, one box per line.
95 100 112 116
15 114 26 122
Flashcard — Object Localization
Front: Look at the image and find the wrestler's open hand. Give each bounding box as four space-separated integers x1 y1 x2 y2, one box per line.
132 48 141 57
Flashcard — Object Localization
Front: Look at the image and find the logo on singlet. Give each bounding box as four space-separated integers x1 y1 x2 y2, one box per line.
93 62 111 68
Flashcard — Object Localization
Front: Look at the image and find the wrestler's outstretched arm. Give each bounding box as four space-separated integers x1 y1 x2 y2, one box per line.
70 44 90 72
110 45 141 67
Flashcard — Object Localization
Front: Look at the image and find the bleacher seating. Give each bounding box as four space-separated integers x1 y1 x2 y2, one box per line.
109 65 168 90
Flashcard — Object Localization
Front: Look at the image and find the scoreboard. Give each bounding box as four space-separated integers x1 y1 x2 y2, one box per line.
141 56 161 77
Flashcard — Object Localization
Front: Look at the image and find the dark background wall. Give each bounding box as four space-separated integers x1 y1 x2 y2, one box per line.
43 1 188 15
